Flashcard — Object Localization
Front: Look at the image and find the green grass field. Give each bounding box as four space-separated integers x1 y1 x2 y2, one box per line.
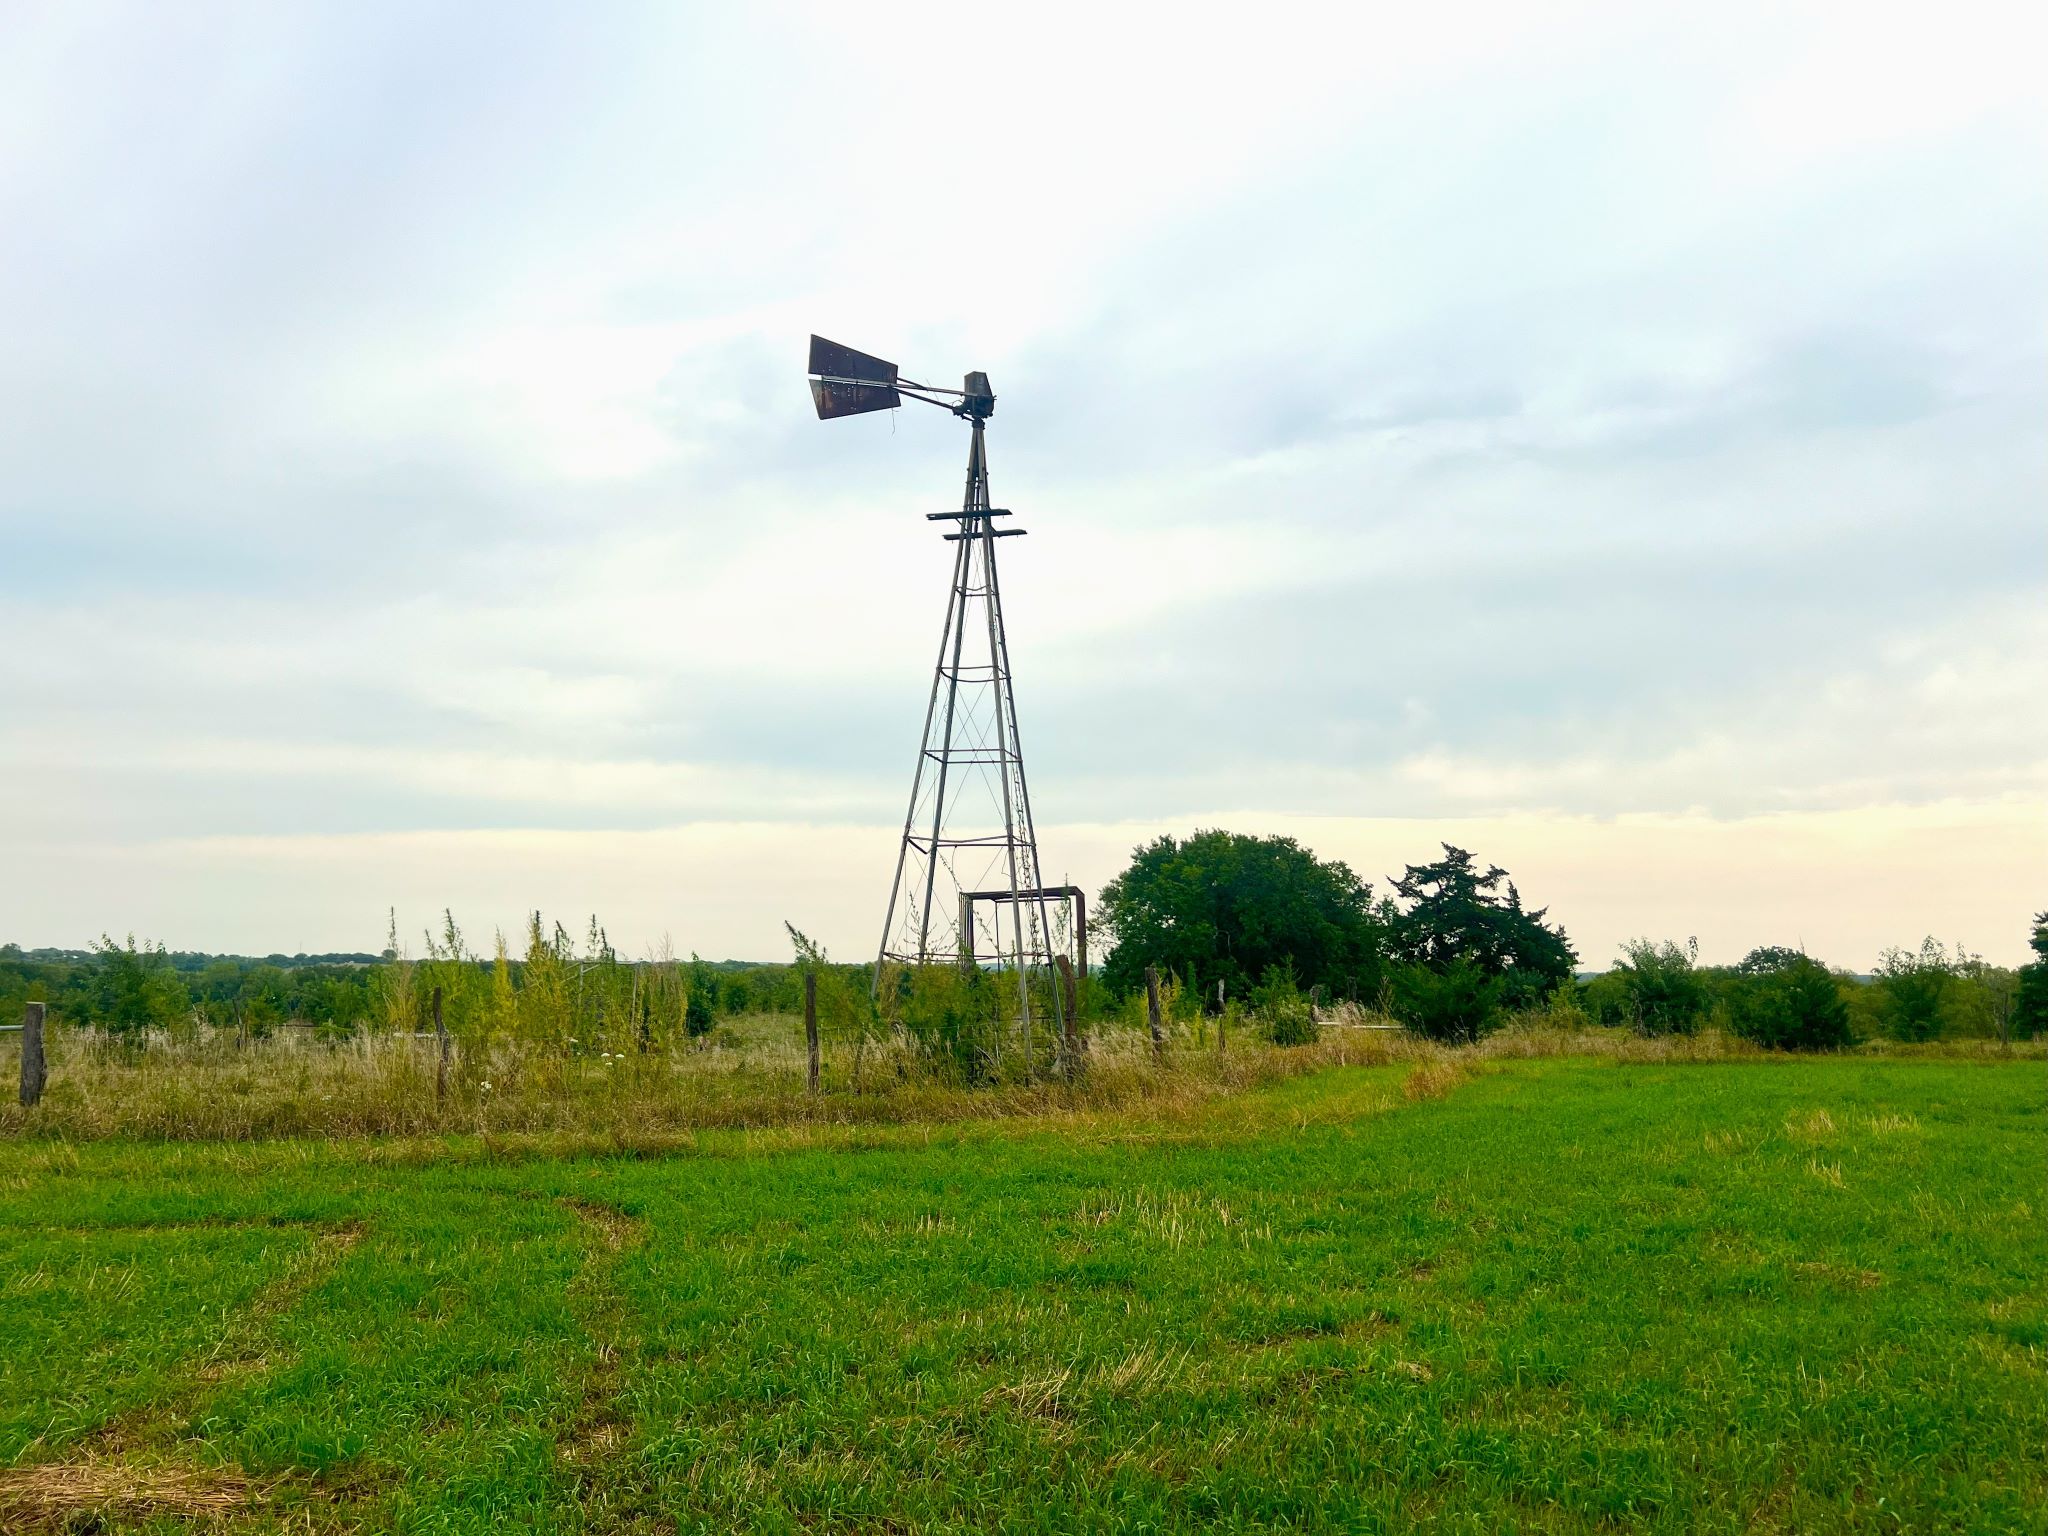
3 1057 2042 1533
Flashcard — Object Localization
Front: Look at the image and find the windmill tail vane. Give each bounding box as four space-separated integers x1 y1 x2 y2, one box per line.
806 335 994 421
806 335 1077 1051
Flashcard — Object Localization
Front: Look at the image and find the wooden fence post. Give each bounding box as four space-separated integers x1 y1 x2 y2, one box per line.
19 1002 46 1108
1146 966 1164 1058
433 985 449 1105
805 972 821 1094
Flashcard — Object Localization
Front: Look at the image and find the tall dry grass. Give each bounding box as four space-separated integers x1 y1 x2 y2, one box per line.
0 1018 1408 1142
1 1011 2034 1144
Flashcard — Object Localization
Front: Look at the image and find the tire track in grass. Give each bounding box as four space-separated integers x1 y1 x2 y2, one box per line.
557 1195 650 1507
6 1220 366 1530
191 1222 368 1387
79 1220 367 1454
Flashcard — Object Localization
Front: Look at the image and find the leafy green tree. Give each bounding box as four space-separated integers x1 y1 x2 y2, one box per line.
238 964 292 1036
1733 945 1807 977
2014 912 2048 1041
1096 830 1384 1003
1944 949 2019 1041
87 934 192 1038
1726 947 1851 1050
1390 958 1502 1043
1612 937 1711 1036
190 959 246 1026
1387 845 1575 1011
1876 937 1955 1042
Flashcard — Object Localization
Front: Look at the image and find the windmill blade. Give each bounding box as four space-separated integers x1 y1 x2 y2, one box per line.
809 335 897 385
810 379 902 419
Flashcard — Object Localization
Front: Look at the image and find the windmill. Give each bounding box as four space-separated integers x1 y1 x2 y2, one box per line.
807 335 1079 1055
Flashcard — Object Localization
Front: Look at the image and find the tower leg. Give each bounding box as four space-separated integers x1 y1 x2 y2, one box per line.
874 523 970 982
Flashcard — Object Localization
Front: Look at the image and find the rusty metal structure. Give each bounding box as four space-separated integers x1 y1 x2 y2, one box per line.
807 336 1074 1048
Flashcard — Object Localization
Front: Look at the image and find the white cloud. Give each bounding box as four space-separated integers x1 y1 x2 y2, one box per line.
2 2 2042 957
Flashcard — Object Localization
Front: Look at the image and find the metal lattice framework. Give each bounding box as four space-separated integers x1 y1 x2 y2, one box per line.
807 337 1073 1044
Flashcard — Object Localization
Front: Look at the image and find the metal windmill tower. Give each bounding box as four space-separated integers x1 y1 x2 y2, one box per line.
807 336 1077 1045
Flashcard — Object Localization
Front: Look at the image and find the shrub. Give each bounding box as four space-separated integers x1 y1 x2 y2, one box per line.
1390 959 1502 1043
1250 962 1317 1047
889 962 1004 1083
1613 938 1710 1036
1727 950 1851 1051
1537 979 1590 1029
1577 969 1631 1028
683 955 717 1038
786 924 884 1083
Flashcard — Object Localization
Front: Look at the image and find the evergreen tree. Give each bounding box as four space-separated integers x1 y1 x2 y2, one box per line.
1387 845 1576 1012
2013 912 2048 1040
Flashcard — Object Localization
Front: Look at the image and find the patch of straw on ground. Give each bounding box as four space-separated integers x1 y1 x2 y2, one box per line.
1402 1061 1468 1101
0 1460 257 1522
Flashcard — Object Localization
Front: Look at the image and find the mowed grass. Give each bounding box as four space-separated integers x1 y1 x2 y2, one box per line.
1 1058 2041 1533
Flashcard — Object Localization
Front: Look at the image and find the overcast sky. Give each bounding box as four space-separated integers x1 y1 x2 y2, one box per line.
3 2 2042 967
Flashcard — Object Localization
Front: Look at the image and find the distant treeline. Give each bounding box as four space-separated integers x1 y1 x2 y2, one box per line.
7 947 385 968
